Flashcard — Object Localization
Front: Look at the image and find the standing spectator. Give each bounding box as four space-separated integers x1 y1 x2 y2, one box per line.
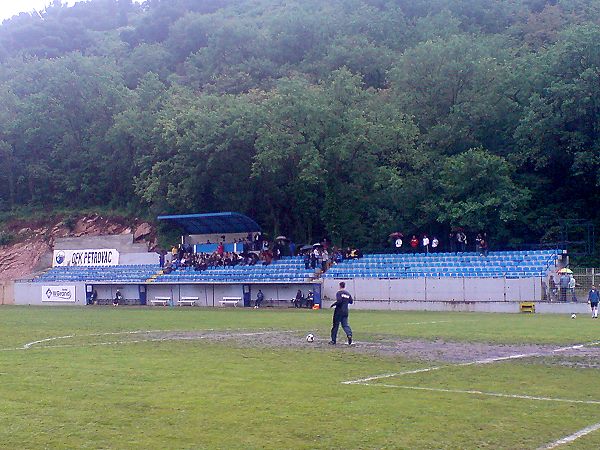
475 233 483 253
457 231 467 253
304 251 311 270
289 240 296 256
422 235 430 255
559 272 570 302
548 275 558 301
159 252 165 268
394 236 403 253
255 289 264 308
588 285 599 318
329 282 353 346
449 231 456 254
479 238 488 257
321 248 329 272
569 274 577 302
431 237 439 253
410 235 419 254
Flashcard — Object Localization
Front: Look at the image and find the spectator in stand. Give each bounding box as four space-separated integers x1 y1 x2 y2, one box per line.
217 242 224 256
304 251 311 270
289 240 296 256
431 237 439 253
159 252 165 268
588 285 599 318
311 248 319 269
410 235 419 254
475 233 482 253
321 248 329 272
394 236 403 253
422 234 430 255
457 231 467 253
479 238 488 257
333 248 343 264
449 231 456 253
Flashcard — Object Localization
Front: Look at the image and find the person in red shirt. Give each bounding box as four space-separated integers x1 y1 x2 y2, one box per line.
410 235 419 253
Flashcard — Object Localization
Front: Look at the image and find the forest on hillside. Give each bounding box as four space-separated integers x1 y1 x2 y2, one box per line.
0 0 599 251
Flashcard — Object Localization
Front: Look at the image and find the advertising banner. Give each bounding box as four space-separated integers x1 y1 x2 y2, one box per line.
42 285 76 302
52 249 120 267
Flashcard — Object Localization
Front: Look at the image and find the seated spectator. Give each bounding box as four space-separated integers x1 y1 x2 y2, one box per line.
306 290 315 309
293 289 304 308
255 289 264 308
113 289 123 306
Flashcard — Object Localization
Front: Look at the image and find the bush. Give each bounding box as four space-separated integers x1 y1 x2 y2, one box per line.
0 231 14 246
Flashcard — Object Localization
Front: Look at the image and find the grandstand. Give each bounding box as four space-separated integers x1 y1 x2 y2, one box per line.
13 212 579 313
35 256 314 284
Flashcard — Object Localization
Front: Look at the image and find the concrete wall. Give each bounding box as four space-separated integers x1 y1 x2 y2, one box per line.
54 234 147 253
323 277 543 306
120 253 160 265
0 281 14 304
14 282 86 305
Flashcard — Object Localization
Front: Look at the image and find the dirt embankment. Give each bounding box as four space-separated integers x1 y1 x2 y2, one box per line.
0 214 156 281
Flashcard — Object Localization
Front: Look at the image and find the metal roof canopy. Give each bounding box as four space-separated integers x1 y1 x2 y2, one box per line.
157 212 261 235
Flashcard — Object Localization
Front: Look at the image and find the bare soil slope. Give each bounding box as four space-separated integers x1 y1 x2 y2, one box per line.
0 214 155 281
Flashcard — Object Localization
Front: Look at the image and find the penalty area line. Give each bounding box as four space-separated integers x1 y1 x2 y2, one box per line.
538 421 600 449
342 340 600 385
355 382 600 406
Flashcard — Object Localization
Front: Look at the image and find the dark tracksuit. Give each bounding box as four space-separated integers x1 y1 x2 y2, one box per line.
330 289 353 343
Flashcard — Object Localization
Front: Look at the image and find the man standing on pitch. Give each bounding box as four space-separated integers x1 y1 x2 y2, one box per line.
329 281 353 345
588 285 599 318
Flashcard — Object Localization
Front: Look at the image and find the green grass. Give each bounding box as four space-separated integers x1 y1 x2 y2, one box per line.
1 306 600 449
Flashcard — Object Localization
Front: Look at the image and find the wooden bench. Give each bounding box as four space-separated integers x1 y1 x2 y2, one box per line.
150 297 171 306
178 297 199 306
219 297 241 307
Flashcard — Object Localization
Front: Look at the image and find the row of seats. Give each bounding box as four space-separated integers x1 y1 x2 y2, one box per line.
34 251 560 283
323 250 561 280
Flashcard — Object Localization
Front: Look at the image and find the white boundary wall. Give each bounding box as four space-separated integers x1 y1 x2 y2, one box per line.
323 277 541 306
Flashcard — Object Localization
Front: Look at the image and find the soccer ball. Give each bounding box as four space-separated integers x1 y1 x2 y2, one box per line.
306 333 315 342
571 313 577 319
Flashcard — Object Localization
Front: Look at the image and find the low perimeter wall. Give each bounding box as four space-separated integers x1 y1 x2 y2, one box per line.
322 277 543 304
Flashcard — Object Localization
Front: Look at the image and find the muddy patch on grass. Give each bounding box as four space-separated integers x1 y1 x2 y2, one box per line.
141 330 600 366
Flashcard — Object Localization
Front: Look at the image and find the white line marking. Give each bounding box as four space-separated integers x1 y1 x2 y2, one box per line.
356 383 600 405
538 421 600 449
23 335 74 349
0 329 297 353
342 341 600 385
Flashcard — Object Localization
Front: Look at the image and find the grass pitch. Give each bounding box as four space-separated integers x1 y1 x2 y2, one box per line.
1 306 599 449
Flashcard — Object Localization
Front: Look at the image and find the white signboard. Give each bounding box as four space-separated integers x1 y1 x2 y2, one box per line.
52 249 120 267
42 285 76 302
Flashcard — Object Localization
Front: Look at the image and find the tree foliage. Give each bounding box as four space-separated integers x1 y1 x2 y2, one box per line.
0 0 599 250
